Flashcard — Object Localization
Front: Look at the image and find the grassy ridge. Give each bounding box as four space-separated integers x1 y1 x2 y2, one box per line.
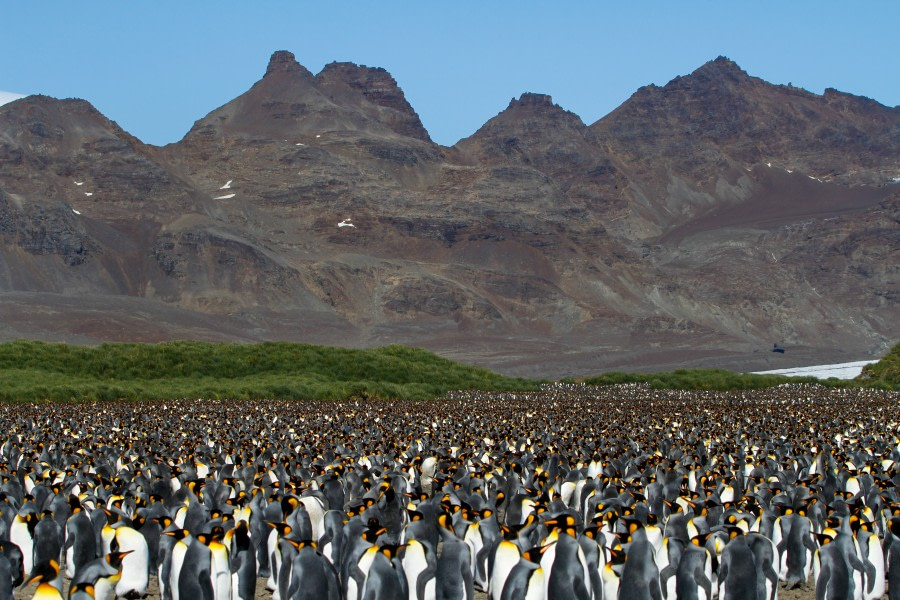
580 369 830 391
858 342 899 387
580 348 899 391
0 340 895 402
0 340 540 402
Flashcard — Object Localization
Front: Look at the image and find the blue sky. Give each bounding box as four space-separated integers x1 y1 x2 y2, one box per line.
2 2 897 147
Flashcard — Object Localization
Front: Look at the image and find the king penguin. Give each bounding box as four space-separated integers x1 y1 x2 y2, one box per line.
228 520 257 600
11 510 38 577
113 525 150 599
436 513 473 600
283 540 340 600
401 538 436 600
65 500 97 579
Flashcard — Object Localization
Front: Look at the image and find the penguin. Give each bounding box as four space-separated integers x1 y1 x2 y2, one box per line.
22 559 63 600
249 490 271 579
205 528 232 600
746 531 779 600
619 538 662 599
32 512 63 576
674 540 713 600
130 513 161 575
505 494 536 527
774 512 817 588
403 506 440 559
155 518 178 600
577 527 608 600
471 509 501 593
401 538 436 600
0 550 14 600
601 547 626 600
656 536 685 600
11 510 38 577
228 520 257 600
342 522 383 600
886 517 900 600
69 550 131 600
0 540 24 589
853 523 885 600
275 535 299 600
360 545 407 600
65 502 98 579
436 513 473 600
317 510 345 566
489 540 522 600
716 532 760 600
539 516 591 600
814 530 865 600
283 540 340 600
321 473 345 513
113 525 150 599
298 495 327 542
266 522 293 594
166 529 211 600
498 547 545 600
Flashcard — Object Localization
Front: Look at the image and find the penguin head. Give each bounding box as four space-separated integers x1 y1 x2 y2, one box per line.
286 539 317 551
816 528 838 546
163 528 189 542
436 512 454 532
24 512 40 536
889 517 900 538
153 516 172 529
209 526 226 543
361 525 386 543
69 583 95 599
267 522 292 538
544 514 577 537
522 546 545 564
23 559 60 587
378 544 404 560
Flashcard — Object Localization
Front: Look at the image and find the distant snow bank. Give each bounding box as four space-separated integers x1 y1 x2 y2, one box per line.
752 360 878 380
0 91 25 106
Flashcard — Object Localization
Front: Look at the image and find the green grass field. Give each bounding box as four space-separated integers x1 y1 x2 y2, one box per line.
0 340 539 402
0 340 894 401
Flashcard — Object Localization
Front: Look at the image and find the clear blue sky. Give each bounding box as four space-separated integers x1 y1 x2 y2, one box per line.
2 2 897 147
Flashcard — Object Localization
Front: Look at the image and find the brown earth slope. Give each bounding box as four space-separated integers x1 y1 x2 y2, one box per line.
0 52 896 377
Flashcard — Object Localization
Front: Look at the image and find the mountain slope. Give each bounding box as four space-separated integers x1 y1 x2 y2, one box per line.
0 53 896 377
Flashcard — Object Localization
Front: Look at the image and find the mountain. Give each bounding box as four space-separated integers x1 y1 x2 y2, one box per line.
0 52 896 377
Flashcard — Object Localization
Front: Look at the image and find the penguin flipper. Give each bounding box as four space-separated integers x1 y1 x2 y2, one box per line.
697 569 713 600
416 564 436 600
815 567 829 600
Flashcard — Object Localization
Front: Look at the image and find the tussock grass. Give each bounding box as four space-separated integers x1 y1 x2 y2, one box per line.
858 342 899 389
0 340 894 402
578 369 830 391
0 340 539 402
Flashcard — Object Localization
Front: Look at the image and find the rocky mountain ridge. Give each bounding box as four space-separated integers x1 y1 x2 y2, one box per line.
0 51 896 377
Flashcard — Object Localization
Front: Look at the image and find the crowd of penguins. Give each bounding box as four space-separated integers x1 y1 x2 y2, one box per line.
0 383 898 600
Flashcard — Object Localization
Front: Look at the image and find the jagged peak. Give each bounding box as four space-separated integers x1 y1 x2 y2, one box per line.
0 95 112 125
315 61 401 93
318 61 390 78
264 50 313 79
687 55 751 83
496 93 583 126
509 92 556 108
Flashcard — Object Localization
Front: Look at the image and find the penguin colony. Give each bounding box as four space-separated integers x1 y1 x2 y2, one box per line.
0 382 898 600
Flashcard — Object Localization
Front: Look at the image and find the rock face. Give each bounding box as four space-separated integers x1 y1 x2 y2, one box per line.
0 53 896 377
